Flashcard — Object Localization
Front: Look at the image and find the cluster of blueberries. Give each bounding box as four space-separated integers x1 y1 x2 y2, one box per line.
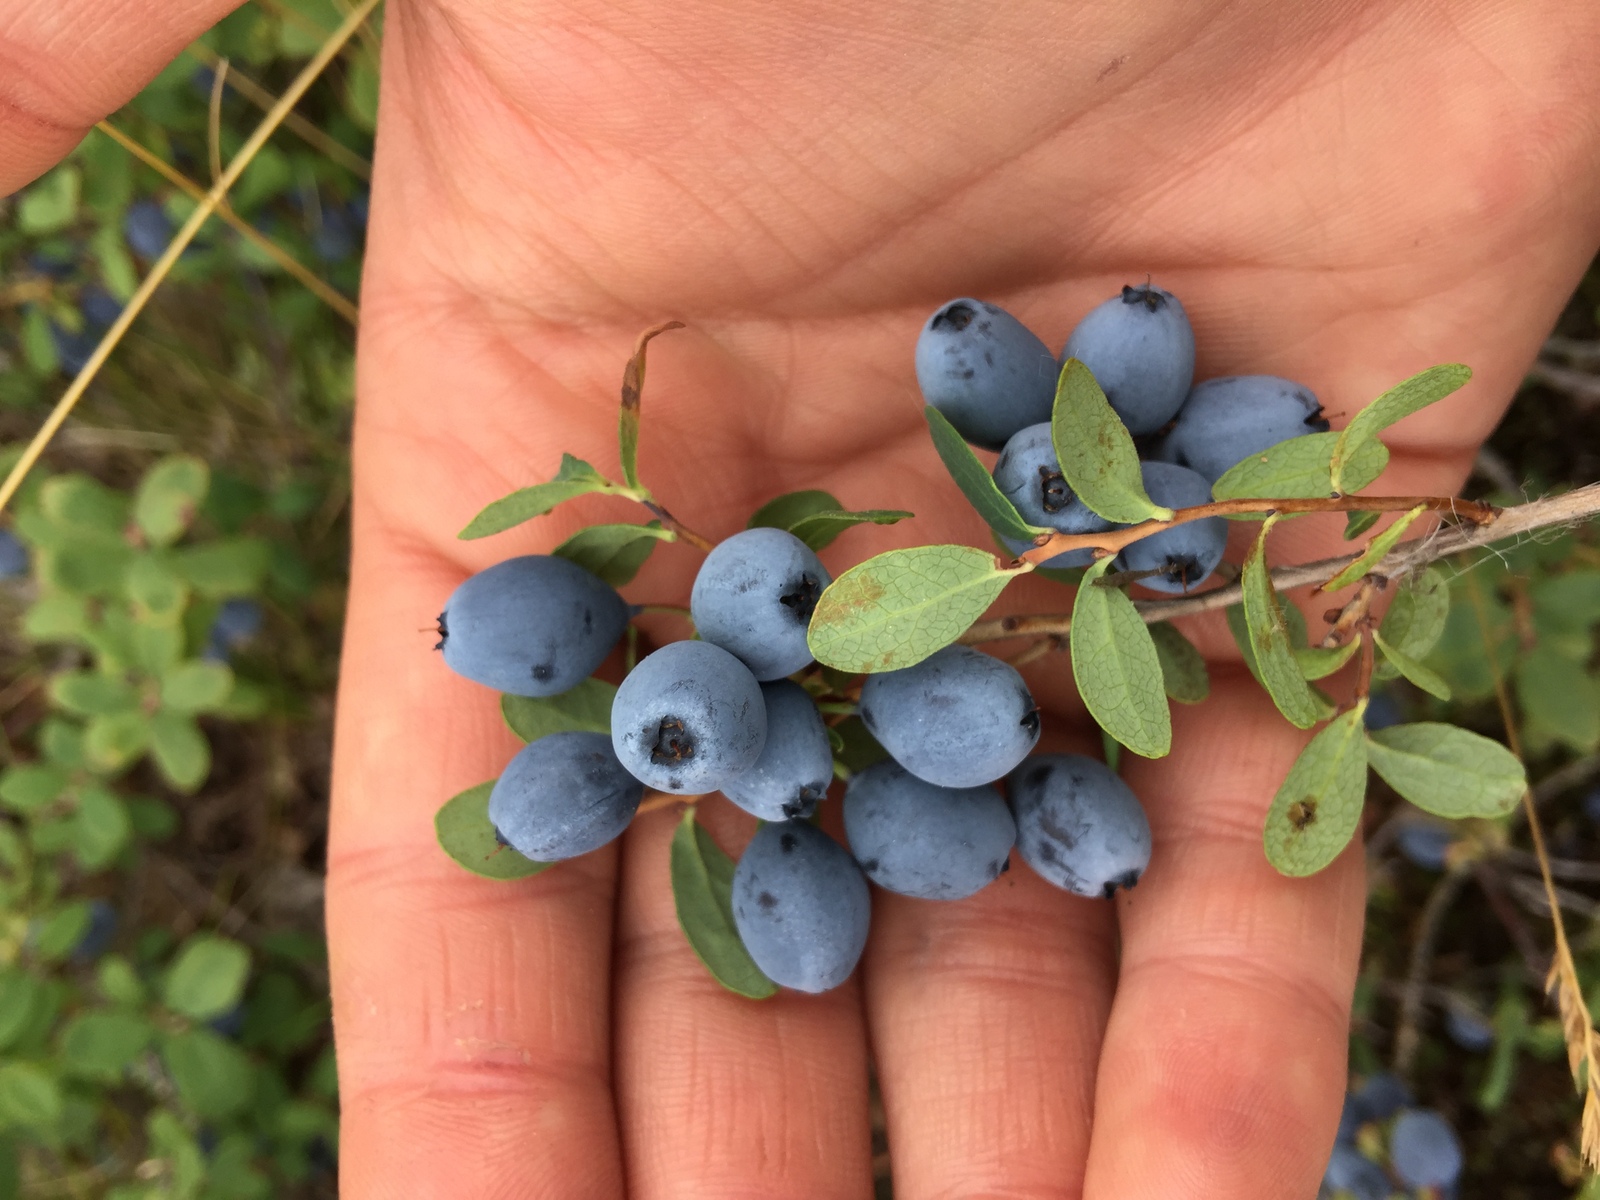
917 286 1329 588
1325 1073 1464 1198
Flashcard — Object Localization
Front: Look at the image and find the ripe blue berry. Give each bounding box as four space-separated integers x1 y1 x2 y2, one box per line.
993 422 1114 568
438 555 630 697
1389 1109 1463 1190
1060 284 1194 435
720 681 833 821
732 820 871 993
1396 821 1454 871
690 527 831 681
1351 1072 1412 1124
915 299 1058 451
488 731 643 861
1009 753 1152 897
203 598 264 664
1322 1144 1391 1200
1156 375 1328 483
0 529 29 580
1114 462 1225 594
611 640 766 793
1445 1005 1495 1053
123 200 172 260
843 761 1015 900
859 645 1040 788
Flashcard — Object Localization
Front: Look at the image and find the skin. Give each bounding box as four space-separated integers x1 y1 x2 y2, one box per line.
7 2 1600 1197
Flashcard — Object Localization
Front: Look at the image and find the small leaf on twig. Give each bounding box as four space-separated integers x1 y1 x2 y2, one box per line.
1373 631 1452 700
552 521 674 585
1321 505 1425 593
1071 557 1171 757
501 678 617 742
1242 516 1332 729
459 454 621 540
619 321 685 491
1263 704 1368 876
670 809 777 999
1212 431 1389 505
1344 510 1381 540
1365 723 1524 818
1330 364 1471 491
1294 637 1361 681
1051 359 1172 524
434 782 549 881
924 407 1046 541
1149 622 1209 704
1374 567 1450 681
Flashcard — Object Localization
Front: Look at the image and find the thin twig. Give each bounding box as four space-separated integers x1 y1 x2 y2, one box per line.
1527 361 1600 408
641 502 714 552
1393 861 1474 1077
0 0 382 517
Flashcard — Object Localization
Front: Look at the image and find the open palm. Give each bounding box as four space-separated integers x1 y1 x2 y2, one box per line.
16 1 1572 1196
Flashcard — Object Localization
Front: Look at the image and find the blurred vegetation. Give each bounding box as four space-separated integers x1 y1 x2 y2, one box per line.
1 2 1599 1197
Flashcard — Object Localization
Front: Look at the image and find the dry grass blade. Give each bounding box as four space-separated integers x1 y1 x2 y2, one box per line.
1468 570 1600 1172
0 0 382 516
94 120 358 325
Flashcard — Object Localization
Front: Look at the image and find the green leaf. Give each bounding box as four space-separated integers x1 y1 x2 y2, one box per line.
1070 557 1171 758
1241 517 1330 729
1330 365 1472 491
748 490 842 532
160 661 235 714
0 765 68 813
0 974 43 1051
172 538 270 596
551 522 673 586
1375 567 1450 680
59 1011 154 1080
458 455 620 541
1531 571 1600 637
1294 638 1361 681
18 166 80 235
1149 622 1209 705
72 786 131 870
96 957 145 1007
1321 506 1425 593
433 782 550 881
160 1029 255 1119
134 456 210 548
1344 511 1381 540
787 508 912 553
148 710 210 791
40 474 128 535
38 720 84 770
84 711 150 773
124 555 190 623
49 671 137 717
924 406 1045 541
1365 723 1525 818
33 901 92 961
501 679 616 742
1212 432 1389 504
669 809 777 999
22 595 90 642
0 1065 62 1131
1051 359 1172 523
163 935 250 1020
830 716 889 776
807 545 1021 674
1373 631 1452 701
1515 645 1600 752
1262 705 1368 877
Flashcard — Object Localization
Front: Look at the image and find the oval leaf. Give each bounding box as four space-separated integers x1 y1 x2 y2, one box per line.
748 490 842 531
1294 637 1361 682
163 935 250 1021
1242 517 1331 729
1321 506 1425 593
1344 510 1381 540
1071 557 1171 757
1374 567 1450 681
501 678 617 742
434 782 550 881
788 508 913 552
1149 621 1209 705
160 1029 255 1119
459 455 618 541
1212 432 1389 504
807 545 1021 674
924 406 1045 541
1263 705 1369 877
160 661 234 714
1365 722 1524 818
1051 359 1172 523
1330 364 1471 491
1372 631 1451 700
669 809 777 999
148 710 209 792
552 521 673 586
135 456 210 548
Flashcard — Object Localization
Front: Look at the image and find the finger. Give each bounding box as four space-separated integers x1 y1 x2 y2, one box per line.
0 0 242 191
612 796 875 1199
1082 681 1366 1200
327 541 624 1199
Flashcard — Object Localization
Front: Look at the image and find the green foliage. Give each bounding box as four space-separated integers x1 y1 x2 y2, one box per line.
1364 724 1525 818
747 489 912 551
924 407 1045 540
668 810 777 1000
501 679 616 742
1376 567 1450 681
1321 505 1424 592
1149 622 1209 705
433 783 549 881
552 522 673 585
1051 359 1171 523
1329 364 1471 491
1070 558 1171 758
1262 705 1369 876
1241 517 1331 729
458 454 630 540
1212 431 1388 505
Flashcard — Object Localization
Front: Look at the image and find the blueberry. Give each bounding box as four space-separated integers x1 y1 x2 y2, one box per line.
1389 1109 1463 1189
123 200 172 261
843 760 1015 900
1008 753 1152 897
1113 462 1225 594
79 286 123 332
611 640 766 793
50 322 98 376
914 299 1059 450
0 530 29 581
1363 689 1405 731
690 527 831 681
859 645 1040 788
70 900 118 963
1396 821 1454 871
204 598 265 663
1322 1144 1392 1200
1336 1091 1367 1145
488 731 643 860
207 1003 247 1039
992 422 1114 568
312 203 359 263
731 820 870 993
438 555 630 697
1060 284 1194 435
720 681 833 820
1445 1005 1495 1053
1351 1072 1412 1123
1156 375 1328 484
